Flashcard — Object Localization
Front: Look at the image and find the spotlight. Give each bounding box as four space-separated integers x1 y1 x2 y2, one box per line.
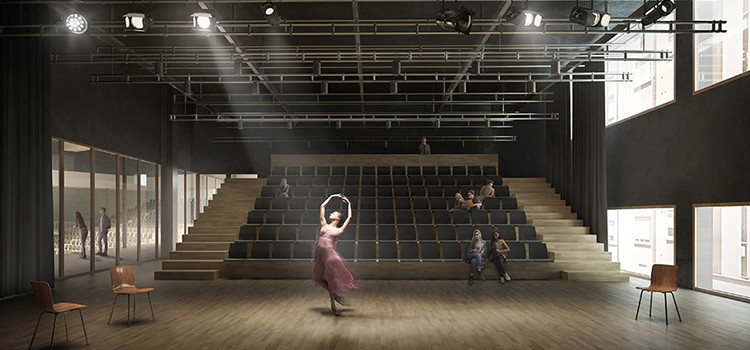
642 0 675 26
262 1 276 16
435 2 475 35
191 12 215 31
263 1 282 30
123 13 152 32
65 12 88 34
569 6 610 27
507 7 542 28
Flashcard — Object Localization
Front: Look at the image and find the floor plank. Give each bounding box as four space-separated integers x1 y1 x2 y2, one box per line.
2 261 749 349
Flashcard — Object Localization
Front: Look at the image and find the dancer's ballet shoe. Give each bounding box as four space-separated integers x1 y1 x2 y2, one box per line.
330 300 341 316
335 295 350 307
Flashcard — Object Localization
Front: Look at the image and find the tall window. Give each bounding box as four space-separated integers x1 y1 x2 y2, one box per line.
695 205 750 299
605 13 675 126
695 0 750 91
607 207 675 276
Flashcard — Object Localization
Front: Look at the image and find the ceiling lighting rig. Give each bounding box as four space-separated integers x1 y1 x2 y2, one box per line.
123 12 152 32
569 1 610 28
435 0 475 35
642 0 675 26
506 0 543 28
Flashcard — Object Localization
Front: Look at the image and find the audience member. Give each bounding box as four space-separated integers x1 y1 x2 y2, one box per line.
450 192 466 212
465 229 486 285
466 190 482 210
279 177 290 198
479 179 495 199
419 137 431 155
488 229 512 284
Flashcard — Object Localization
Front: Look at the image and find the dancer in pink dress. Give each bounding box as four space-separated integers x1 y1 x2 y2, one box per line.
313 193 358 316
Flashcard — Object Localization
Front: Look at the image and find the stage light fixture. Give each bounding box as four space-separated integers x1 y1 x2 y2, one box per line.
507 7 542 28
435 0 475 35
263 1 276 16
65 12 88 34
191 12 215 31
123 12 152 32
263 1 282 30
569 6 610 27
642 0 675 26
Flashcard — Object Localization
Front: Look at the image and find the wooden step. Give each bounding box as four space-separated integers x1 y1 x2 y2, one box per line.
549 250 612 261
513 193 560 199
516 199 567 206
525 212 578 220
530 219 584 227
188 226 241 234
182 234 238 242
154 269 219 280
562 270 630 282
520 205 572 213
538 234 598 242
502 178 548 183
554 261 621 271
535 226 590 234
546 242 604 251
162 260 223 270
169 250 228 260
176 242 232 251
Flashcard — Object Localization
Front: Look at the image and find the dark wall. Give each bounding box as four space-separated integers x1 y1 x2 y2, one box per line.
50 41 165 164
606 3 750 287
187 120 546 177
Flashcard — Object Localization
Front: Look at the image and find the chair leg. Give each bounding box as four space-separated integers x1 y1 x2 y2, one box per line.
50 313 58 349
28 312 44 350
664 293 669 325
133 294 136 319
63 312 69 341
635 290 644 320
670 292 682 322
78 309 89 345
147 292 155 321
108 294 119 325
649 292 653 317
127 295 131 328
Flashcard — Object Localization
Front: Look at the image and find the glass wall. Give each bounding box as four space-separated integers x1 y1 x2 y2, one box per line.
695 0 750 91
51 138 160 279
605 13 675 126
695 205 750 299
177 170 186 242
200 174 225 213
607 207 675 276
141 161 158 261
94 150 117 271
187 172 197 230
63 142 92 276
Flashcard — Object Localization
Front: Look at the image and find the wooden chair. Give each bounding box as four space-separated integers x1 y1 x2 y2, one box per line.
635 264 682 325
28 281 89 349
108 265 155 327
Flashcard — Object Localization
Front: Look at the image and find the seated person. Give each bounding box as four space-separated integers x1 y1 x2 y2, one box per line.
466 190 482 210
465 229 486 285
479 179 495 199
487 229 512 284
278 177 290 198
450 192 467 212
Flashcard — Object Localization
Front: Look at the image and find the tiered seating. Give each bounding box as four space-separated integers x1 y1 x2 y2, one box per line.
228 165 550 263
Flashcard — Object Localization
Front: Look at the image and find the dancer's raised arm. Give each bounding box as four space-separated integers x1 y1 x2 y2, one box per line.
320 194 338 226
339 196 353 232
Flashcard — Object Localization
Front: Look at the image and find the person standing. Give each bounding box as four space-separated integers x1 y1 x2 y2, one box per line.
313 194 358 316
73 211 88 259
419 137 431 155
96 207 112 256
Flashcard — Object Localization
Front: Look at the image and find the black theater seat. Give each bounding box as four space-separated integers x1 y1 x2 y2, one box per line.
379 226 397 241
483 166 497 176
258 226 277 241
377 198 394 210
266 175 282 186
508 210 527 225
358 225 377 241
298 225 318 241
416 225 436 241
411 196 428 209
281 211 301 226
359 211 376 224
247 211 264 225
422 166 436 176
396 211 413 225
377 166 390 175
346 166 360 176
502 197 518 210
433 211 452 225
424 175 439 186
293 186 310 197
452 166 466 176
437 225 456 241
442 242 463 260
490 211 508 225
361 175 376 186
393 176 408 186
528 242 549 260
345 176 360 186
239 225 259 240
395 197 412 210
497 225 516 240
255 198 271 210
468 166 482 176
407 166 421 175
228 242 247 259
271 166 285 175
398 225 417 241
452 211 470 225
495 186 510 197
471 211 489 225
440 176 455 186
430 198 447 211
360 197 376 209
420 242 441 260
506 241 527 260
414 210 433 225
288 198 306 210
265 211 283 225
310 186 327 197
517 225 537 241
316 166 330 176
379 242 398 260
261 186 276 197
357 242 377 260
378 210 395 225
377 186 392 197
302 166 315 176
297 176 312 186
455 176 472 186
251 242 271 259
278 225 297 241
408 176 424 186
331 166 345 176
482 197 500 210
392 166 406 175
336 241 355 260
272 242 292 259
377 175 391 185
399 242 418 260
393 185 409 197
457 225 474 241
437 166 451 176
302 211 320 225
360 187 376 198
293 242 313 260
362 166 375 175
329 175 344 186
271 198 288 210
410 186 426 197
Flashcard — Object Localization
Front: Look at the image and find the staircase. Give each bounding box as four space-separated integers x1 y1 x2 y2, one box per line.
503 178 628 282
154 178 264 280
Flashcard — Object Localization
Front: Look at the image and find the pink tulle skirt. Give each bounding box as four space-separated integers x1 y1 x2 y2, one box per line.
312 245 358 294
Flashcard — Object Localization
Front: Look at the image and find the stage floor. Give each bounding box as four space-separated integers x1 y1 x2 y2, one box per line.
2 261 749 349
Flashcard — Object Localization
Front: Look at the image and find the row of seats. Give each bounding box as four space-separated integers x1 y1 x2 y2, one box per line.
240 223 537 242
271 165 500 177
260 184 510 198
254 196 518 211
247 209 527 226
266 175 503 187
229 240 549 261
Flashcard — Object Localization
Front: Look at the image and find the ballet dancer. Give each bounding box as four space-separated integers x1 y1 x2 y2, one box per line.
312 193 358 316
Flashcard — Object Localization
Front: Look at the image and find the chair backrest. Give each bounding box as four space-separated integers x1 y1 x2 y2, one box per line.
650 264 678 291
30 281 55 312
110 265 136 291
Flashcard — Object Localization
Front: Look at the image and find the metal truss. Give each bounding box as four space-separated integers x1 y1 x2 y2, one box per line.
213 135 519 144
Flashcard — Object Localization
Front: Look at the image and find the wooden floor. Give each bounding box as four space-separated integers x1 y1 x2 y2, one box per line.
2 261 749 350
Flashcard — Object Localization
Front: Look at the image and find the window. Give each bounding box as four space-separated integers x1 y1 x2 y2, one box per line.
605 13 675 126
695 205 750 299
695 0 750 91
63 142 92 276
607 207 675 276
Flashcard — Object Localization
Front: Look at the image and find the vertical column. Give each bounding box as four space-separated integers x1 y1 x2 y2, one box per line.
137 161 142 262
90 151 96 272
195 173 201 215
160 85 176 259
155 165 160 260
115 155 121 266
58 142 65 277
